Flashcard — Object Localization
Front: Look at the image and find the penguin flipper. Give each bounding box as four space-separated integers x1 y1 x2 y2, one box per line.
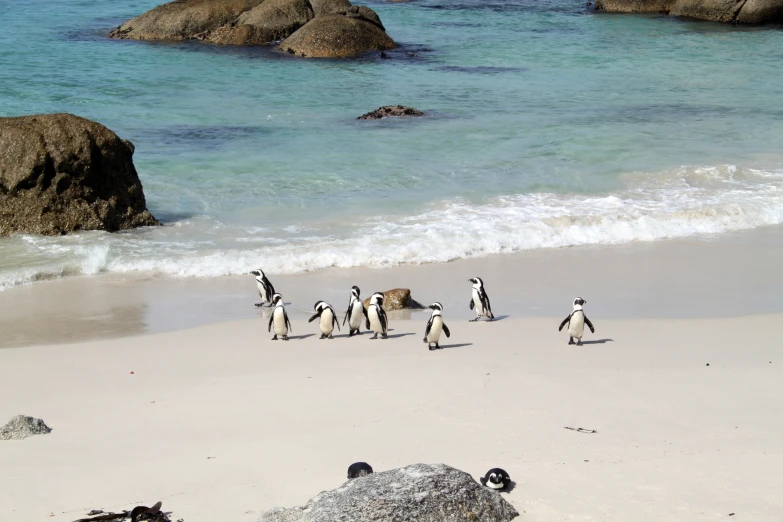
308 312 321 323
442 323 451 338
364 306 371 330
469 299 474 310
343 307 350 326
558 315 571 331
424 317 433 338
268 313 274 333
284 309 292 333
333 309 341 331
378 306 388 333
584 316 595 333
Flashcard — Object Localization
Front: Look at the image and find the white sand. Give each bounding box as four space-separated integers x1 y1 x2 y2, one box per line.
1 312 781 521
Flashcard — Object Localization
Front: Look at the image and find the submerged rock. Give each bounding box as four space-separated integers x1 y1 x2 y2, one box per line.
0 113 159 236
0 415 52 440
358 105 425 120
109 0 395 57
259 463 520 522
362 288 424 311
595 0 783 23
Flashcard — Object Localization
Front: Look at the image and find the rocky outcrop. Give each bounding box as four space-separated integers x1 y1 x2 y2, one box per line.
595 0 783 23
358 105 425 120
362 288 424 311
259 463 519 522
109 0 395 57
278 14 393 57
0 415 52 440
0 114 159 236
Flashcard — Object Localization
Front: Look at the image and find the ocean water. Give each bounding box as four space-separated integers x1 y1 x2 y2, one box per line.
2 0 783 290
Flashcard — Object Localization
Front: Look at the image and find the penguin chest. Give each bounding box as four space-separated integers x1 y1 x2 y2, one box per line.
256 280 267 299
273 308 288 335
472 288 485 315
427 316 443 342
349 301 363 329
320 309 334 334
369 306 385 333
568 311 585 338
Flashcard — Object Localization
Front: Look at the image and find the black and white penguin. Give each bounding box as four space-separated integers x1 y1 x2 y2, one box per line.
268 293 292 341
347 461 374 479
479 468 511 491
343 285 368 337
367 292 388 340
468 277 494 321
558 297 594 346
423 302 450 350
250 269 276 307
130 501 163 522
309 300 340 339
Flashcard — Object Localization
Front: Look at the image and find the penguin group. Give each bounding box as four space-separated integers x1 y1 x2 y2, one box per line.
250 269 596 346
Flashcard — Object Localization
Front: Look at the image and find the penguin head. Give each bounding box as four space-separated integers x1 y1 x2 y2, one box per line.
314 300 328 312
250 269 263 277
347 461 373 479
272 293 283 305
351 286 361 298
469 277 484 289
573 297 586 309
370 292 384 306
482 468 509 489
429 302 444 314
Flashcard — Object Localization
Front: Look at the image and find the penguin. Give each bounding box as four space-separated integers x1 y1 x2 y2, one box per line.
479 468 511 491
468 277 494 321
347 461 374 479
130 502 163 522
558 297 594 346
250 269 276 307
309 300 340 339
367 292 388 340
268 293 292 341
343 285 369 337
423 302 450 350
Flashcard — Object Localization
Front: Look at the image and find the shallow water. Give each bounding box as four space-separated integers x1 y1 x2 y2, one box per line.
2 0 783 289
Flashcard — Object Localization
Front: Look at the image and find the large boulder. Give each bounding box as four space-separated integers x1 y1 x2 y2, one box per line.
258 463 519 522
595 0 783 23
108 0 265 40
0 415 52 440
278 14 394 57
358 105 425 120
0 114 159 236
109 0 395 57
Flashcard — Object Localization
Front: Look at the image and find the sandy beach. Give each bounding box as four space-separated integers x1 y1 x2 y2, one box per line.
2 228 782 522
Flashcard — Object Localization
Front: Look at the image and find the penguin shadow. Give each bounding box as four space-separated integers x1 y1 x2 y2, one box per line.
472 315 510 322
288 334 316 340
439 343 473 350
386 332 416 339
501 481 517 493
581 338 614 345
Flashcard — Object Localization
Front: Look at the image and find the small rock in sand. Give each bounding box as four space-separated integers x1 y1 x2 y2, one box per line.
0 415 52 440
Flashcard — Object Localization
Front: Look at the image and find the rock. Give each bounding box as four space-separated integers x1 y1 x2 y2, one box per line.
594 0 783 23
358 105 425 120
362 288 423 311
108 0 265 40
278 14 394 57
0 113 159 236
207 0 314 44
109 0 396 57
0 415 52 440
259 463 520 522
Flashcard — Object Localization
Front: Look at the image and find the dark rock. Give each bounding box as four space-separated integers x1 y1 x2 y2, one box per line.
109 0 396 57
278 14 394 57
595 0 783 23
259 463 520 522
0 114 159 236
0 415 52 440
358 105 425 120
362 288 424 311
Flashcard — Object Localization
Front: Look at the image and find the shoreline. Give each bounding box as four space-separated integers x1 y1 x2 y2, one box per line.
1 224 782 348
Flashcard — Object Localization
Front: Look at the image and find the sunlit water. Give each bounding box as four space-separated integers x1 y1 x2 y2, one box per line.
2 0 783 290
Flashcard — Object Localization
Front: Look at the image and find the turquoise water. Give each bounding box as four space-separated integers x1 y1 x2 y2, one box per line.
2 0 783 288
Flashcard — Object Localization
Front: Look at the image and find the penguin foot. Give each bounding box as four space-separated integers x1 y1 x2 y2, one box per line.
381 333 388 339
428 344 436 351
436 343 441 349
469 317 480 322
348 331 355 337
568 338 574 345
282 336 289 341
319 334 326 340
370 334 378 340
272 335 278 341
255 302 263 307
328 334 334 339
576 340 583 346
